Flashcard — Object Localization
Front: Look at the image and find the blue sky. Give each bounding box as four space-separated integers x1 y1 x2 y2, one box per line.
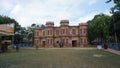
0 0 114 27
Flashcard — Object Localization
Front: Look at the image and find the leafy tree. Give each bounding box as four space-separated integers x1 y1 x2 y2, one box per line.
26 24 45 45
40 24 45 29
23 23 37 45
0 15 21 32
0 15 21 43
106 0 120 42
15 23 45 46
87 13 112 44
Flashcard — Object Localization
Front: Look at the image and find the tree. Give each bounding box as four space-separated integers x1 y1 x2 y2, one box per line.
106 0 120 42
16 23 44 46
0 15 21 32
40 24 45 29
0 15 21 44
87 13 112 44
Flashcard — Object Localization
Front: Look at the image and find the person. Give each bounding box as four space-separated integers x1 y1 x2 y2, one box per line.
104 43 108 49
36 45 38 50
16 44 19 51
15 40 19 51
4 42 8 52
0 41 2 52
59 43 61 48
59 43 63 48
12 45 15 49
1 41 5 52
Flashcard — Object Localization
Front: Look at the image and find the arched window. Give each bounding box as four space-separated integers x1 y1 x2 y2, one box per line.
43 31 45 36
72 29 76 35
56 30 59 35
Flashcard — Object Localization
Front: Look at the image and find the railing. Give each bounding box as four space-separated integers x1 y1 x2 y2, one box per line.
108 43 120 50
11 43 33 48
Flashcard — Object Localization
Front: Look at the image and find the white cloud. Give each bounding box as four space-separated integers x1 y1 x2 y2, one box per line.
75 10 111 24
0 0 13 10
8 0 84 27
78 11 99 23
104 10 112 16
0 0 112 27
68 12 98 26
11 5 21 15
88 0 97 6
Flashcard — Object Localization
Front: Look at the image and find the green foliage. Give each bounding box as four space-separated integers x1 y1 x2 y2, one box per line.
41 24 45 29
0 15 15 24
0 15 21 43
106 0 120 14
20 24 44 45
88 0 120 43
87 14 112 43
0 15 21 33
106 0 120 42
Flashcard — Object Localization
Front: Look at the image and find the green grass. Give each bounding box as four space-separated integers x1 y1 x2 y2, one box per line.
0 49 120 68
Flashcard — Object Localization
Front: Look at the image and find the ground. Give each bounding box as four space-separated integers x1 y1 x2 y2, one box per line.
0 48 120 68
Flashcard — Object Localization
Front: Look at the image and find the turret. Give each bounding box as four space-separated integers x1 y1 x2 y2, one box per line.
46 21 54 27
79 23 88 26
60 20 69 26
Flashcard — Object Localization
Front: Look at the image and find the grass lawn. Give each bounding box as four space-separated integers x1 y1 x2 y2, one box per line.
0 48 120 68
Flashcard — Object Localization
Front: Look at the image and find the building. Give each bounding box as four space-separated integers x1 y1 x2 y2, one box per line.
34 20 88 47
0 24 14 36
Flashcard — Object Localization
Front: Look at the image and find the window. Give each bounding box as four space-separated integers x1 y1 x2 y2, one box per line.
43 31 45 36
81 38 83 44
72 29 76 35
61 29 65 34
80 29 82 34
60 30 62 34
35 40 36 44
37 40 39 44
66 39 68 44
36 32 38 36
57 41 59 44
84 39 87 44
84 29 86 34
48 30 49 35
66 29 68 34
50 30 52 35
51 39 52 44
63 39 65 43
39 39 41 43
47 39 49 44
63 29 65 34
56 30 59 35
35 32 37 36
37 32 39 36
84 39 86 43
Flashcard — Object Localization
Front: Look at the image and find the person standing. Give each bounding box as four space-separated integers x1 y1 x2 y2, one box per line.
15 40 19 51
104 42 108 49
4 42 8 52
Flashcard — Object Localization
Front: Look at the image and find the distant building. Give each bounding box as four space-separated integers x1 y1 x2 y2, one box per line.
34 20 88 47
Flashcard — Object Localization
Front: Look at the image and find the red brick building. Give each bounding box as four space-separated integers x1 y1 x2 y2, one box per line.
34 20 88 47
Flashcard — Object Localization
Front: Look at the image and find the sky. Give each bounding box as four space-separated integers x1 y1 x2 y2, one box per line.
0 0 114 27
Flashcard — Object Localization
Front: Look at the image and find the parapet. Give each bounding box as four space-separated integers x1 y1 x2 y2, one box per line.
79 23 88 26
60 20 69 26
46 21 54 27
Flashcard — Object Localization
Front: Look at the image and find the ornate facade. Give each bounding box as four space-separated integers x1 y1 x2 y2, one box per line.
34 20 88 47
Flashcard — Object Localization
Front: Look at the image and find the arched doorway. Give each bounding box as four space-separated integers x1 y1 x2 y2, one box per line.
72 40 77 47
42 41 45 47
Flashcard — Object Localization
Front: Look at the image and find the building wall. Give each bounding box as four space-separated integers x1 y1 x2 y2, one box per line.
34 20 88 47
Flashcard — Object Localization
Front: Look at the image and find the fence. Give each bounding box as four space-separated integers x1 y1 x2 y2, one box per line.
108 43 120 50
11 43 33 48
